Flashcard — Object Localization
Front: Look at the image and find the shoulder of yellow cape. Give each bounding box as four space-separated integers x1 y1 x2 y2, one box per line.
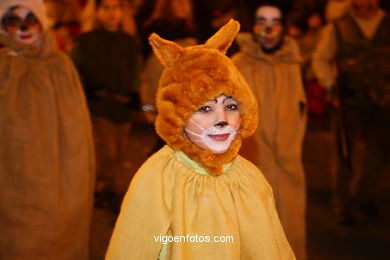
149 19 240 68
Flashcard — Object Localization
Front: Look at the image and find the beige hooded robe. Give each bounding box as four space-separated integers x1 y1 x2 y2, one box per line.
232 33 307 260
0 1 95 259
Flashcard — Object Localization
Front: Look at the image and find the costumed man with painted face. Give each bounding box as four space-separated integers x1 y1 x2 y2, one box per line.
106 20 295 260
312 0 390 224
232 2 307 259
0 0 95 259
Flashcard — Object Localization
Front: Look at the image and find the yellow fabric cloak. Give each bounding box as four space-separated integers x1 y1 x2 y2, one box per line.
106 146 295 260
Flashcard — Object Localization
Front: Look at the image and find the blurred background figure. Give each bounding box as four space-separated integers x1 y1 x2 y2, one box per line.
135 0 194 57
298 6 329 125
45 0 82 26
44 0 141 53
72 0 143 213
325 0 349 21
0 0 95 259
312 0 390 225
81 0 141 36
191 0 250 55
232 1 307 259
143 0 193 29
81 0 98 32
44 0 84 53
140 17 197 153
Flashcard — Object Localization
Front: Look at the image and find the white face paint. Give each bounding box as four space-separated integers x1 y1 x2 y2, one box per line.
253 6 283 52
186 119 240 154
184 95 241 154
1 6 42 46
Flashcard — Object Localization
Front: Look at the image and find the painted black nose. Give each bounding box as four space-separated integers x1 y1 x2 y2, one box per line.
265 27 272 34
20 25 28 31
215 121 228 127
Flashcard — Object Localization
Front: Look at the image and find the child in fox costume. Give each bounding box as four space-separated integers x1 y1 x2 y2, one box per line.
106 20 295 260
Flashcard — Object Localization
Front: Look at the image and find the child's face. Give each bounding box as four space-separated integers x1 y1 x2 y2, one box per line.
184 95 241 154
308 14 322 29
97 0 123 31
1 6 42 45
253 6 283 52
349 0 379 19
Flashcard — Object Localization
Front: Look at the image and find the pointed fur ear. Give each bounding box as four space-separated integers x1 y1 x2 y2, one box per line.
205 19 240 54
149 33 184 68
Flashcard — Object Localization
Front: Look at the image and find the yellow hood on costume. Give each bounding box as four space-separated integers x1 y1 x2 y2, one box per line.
150 20 258 175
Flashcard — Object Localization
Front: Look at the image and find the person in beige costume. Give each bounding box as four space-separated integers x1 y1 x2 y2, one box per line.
0 0 95 259
312 0 390 224
232 3 307 259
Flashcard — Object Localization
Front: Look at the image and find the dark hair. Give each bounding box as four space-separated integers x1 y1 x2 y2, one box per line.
286 1 326 33
249 0 291 25
95 0 123 8
145 18 195 41
287 12 307 32
255 0 285 11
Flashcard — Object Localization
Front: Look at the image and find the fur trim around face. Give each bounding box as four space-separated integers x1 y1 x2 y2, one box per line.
150 20 258 175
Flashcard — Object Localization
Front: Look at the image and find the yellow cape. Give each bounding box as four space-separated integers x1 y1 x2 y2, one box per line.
106 146 295 259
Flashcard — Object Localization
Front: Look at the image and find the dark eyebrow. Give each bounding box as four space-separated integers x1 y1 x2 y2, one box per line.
3 14 19 19
256 17 266 22
272 18 281 22
204 98 217 105
222 96 234 104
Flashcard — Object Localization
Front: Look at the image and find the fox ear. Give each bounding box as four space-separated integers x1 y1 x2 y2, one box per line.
205 19 240 54
149 33 184 68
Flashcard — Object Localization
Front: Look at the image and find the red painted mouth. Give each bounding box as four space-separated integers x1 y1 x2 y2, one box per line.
208 133 230 141
264 37 276 44
19 34 33 40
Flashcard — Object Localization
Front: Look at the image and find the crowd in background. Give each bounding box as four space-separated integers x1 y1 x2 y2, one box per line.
0 0 389 259
45 0 389 122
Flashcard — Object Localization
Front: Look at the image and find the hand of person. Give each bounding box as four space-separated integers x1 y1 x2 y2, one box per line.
94 90 107 98
111 94 130 103
326 88 339 108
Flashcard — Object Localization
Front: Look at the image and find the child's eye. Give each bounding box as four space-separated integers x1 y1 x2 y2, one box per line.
198 106 211 112
3 15 22 27
25 13 39 26
226 104 239 111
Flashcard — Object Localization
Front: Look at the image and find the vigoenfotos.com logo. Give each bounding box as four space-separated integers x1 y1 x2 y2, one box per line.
154 234 234 245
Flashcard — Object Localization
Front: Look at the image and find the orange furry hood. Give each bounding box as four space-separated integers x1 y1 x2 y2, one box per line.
150 20 258 175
